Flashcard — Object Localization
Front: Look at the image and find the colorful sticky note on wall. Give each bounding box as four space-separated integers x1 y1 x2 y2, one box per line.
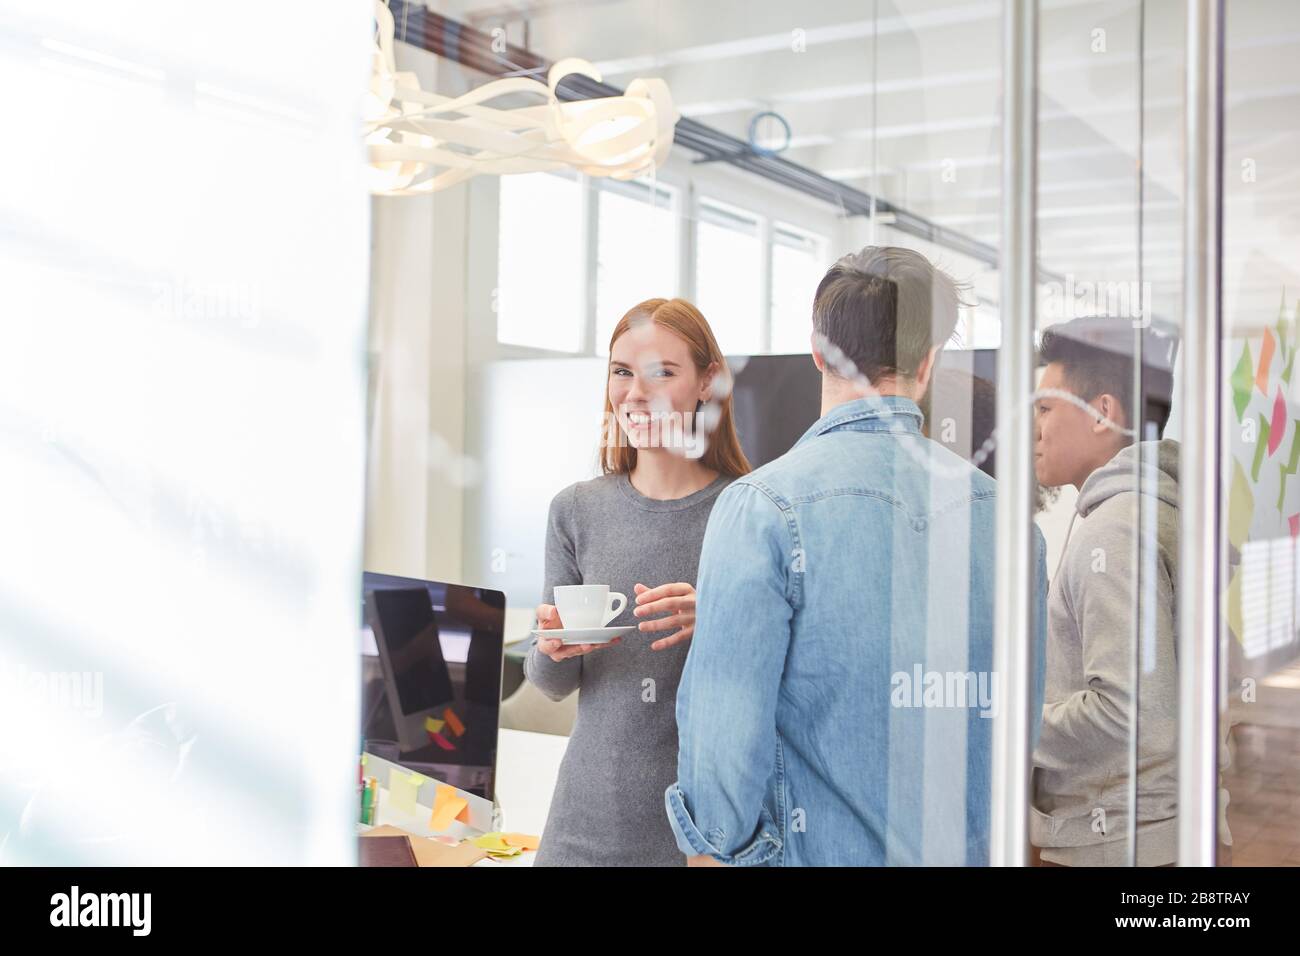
430 783 469 831
1226 565 1243 644
1257 327 1276 393
388 769 425 816
1229 459 1254 551
503 832 540 850
424 716 445 734
1252 414 1270 481
1279 423 1300 515
430 732 455 751
1269 388 1287 456
1231 344 1253 422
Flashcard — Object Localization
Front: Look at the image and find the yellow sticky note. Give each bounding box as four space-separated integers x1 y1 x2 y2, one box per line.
430 784 468 831
423 716 445 734
502 832 540 850
443 707 466 737
1227 565 1243 644
1229 459 1254 550
472 832 511 852
388 769 424 816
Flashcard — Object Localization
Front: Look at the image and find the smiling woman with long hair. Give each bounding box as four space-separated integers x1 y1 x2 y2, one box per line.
524 297 750 866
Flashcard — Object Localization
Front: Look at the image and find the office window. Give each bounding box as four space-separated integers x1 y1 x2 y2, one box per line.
496 172 583 351
695 198 763 355
770 224 828 354
595 179 677 353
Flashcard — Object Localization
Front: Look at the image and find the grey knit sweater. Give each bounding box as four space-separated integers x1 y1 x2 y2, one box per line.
525 472 731 866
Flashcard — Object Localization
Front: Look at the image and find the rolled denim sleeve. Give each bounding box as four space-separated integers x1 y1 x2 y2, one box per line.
665 480 794 866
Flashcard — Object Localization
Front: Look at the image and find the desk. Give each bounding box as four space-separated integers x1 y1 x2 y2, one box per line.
359 727 568 866
477 727 569 866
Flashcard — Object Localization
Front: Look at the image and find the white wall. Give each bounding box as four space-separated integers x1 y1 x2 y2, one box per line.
364 43 472 585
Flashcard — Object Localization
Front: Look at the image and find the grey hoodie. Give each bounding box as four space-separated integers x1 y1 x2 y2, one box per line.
1031 439 1180 866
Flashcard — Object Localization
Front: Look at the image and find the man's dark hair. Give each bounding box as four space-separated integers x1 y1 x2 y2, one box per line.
812 246 965 384
1036 315 1176 435
1037 317 1134 410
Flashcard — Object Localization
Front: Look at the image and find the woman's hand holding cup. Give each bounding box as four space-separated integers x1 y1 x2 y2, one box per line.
533 602 622 661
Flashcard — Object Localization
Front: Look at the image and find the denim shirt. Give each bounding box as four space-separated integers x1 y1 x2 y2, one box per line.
665 395 1047 866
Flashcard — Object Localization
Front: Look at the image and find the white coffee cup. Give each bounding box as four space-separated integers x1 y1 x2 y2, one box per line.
554 585 627 629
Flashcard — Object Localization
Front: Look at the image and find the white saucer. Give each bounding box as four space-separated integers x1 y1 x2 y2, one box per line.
530 625 636 645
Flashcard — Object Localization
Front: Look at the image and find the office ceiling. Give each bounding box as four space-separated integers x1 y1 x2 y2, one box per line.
440 0 1300 326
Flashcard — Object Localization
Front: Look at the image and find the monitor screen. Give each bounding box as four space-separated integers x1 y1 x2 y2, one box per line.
728 350 1000 472
360 572 504 800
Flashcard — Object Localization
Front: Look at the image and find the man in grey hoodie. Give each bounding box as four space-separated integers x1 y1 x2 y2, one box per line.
1030 317 1180 866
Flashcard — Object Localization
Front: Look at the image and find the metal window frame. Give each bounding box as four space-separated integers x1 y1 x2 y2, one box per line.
1178 0 1225 868
990 0 1039 868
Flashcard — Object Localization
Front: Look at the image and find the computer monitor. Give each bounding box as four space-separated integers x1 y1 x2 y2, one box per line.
729 350 1001 471
360 572 504 801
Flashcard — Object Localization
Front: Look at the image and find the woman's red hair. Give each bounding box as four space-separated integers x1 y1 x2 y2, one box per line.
600 298 751 478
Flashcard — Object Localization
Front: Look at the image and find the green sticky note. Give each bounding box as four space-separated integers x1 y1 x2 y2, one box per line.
1274 422 1300 514
1251 414 1270 482
1231 344 1253 422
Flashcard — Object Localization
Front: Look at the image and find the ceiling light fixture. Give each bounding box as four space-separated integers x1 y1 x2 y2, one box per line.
365 1 678 195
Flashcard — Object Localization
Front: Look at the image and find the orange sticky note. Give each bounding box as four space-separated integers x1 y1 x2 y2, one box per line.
1257 327 1276 393
443 707 465 737
430 783 469 831
503 832 540 850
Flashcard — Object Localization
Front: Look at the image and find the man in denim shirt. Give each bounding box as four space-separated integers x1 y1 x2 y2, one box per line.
665 246 1047 865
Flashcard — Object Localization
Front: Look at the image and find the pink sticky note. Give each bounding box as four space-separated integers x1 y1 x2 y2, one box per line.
1270 388 1286 456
